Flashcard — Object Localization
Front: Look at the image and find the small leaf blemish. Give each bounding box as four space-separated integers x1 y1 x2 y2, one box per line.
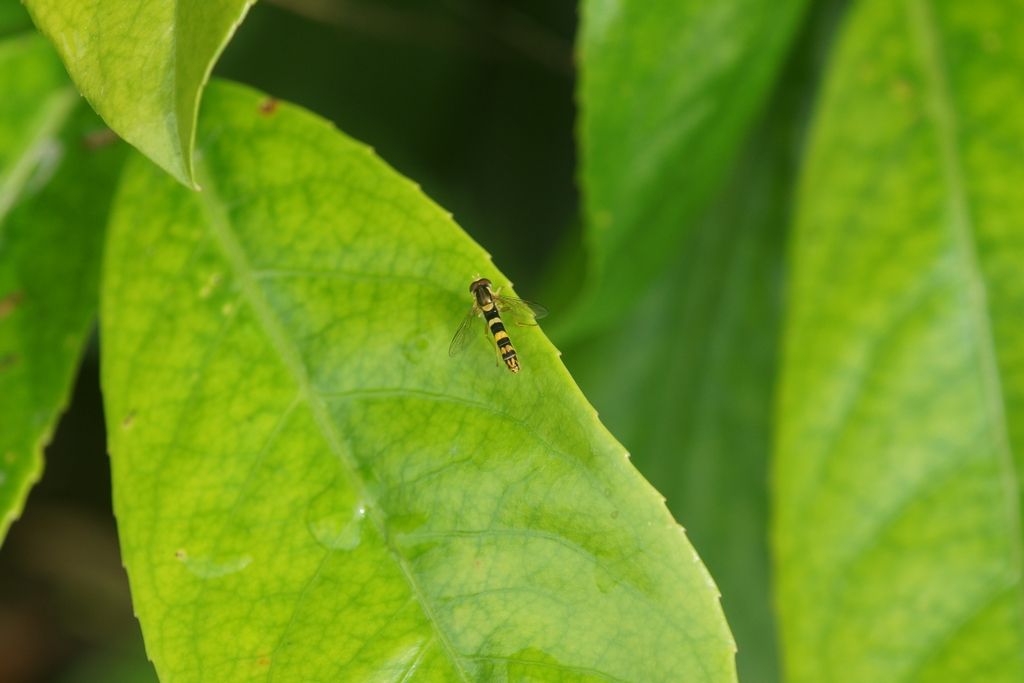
199 272 222 299
83 128 119 150
0 291 24 319
259 98 279 116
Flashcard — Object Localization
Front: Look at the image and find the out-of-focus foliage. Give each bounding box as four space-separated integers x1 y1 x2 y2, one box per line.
567 3 848 678
0 28 124 541
570 0 808 337
775 0 1024 679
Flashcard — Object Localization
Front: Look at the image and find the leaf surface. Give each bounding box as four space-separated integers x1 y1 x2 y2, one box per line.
572 0 808 336
774 0 1024 680
23 0 256 186
102 80 736 682
0 28 124 540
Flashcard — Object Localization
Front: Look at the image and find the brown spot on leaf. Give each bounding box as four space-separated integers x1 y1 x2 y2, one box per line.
121 411 136 429
83 128 119 150
259 98 279 116
0 291 24 319
0 354 17 371
257 656 271 667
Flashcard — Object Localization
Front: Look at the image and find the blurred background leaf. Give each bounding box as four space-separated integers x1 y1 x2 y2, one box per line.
0 355 148 681
23 0 257 186
0 27 125 541
0 6 134 678
774 0 1024 680
0 1 31 34
566 0 810 338
565 3 848 679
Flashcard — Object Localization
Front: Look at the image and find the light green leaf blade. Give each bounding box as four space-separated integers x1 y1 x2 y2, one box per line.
102 80 736 682
571 0 809 337
775 0 1024 680
0 31 125 541
23 0 256 187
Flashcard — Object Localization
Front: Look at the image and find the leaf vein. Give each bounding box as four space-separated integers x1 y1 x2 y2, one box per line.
907 0 1024 634
195 166 475 683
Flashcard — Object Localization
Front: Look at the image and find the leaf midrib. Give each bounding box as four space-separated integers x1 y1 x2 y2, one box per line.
194 165 474 683
907 0 1024 652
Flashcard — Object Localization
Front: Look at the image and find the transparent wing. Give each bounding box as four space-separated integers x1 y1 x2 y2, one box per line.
494 295 549 323
448 307 480 356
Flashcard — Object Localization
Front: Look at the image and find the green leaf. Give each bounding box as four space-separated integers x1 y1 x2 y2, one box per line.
102 80 736 682
0 32 125 541
775 0 1024 680
0 1 31 35
23 0 256 187
566 5 847 678
571 0 809 337
567 125 789 683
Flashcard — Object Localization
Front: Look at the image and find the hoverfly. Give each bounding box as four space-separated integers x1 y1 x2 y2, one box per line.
449 278 548 373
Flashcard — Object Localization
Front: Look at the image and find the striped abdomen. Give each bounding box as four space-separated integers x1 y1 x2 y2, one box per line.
482 302 520 373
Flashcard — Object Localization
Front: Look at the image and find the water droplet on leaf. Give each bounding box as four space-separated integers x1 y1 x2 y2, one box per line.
176 549 252 578
306 484 367 551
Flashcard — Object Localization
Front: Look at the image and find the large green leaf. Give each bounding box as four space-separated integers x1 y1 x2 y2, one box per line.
0 30 125 541
775 0 1024 680
23 0 256 187
571 0 809 337
102 81 736 682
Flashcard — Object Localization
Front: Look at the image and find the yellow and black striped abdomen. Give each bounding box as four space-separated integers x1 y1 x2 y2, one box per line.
482 302 520 373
